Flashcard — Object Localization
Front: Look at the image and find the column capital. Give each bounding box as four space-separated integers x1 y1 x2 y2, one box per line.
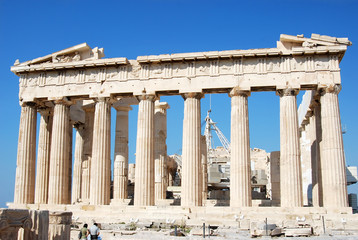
229 87 250 98
319 84 341 96
113 102 133 112
181 92 203 100
49 97 74 106
136 94 157 102
155 100 170 113
276 88 299 97
37 106 53 116
93 96 116 104
20 101 37 108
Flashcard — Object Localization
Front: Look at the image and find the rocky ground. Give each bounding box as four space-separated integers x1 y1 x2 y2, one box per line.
71 228 358 240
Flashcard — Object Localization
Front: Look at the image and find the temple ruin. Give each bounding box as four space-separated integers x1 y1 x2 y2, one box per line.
7 33 358 237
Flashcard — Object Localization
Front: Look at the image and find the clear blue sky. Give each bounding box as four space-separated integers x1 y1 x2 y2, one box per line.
1 0 357 208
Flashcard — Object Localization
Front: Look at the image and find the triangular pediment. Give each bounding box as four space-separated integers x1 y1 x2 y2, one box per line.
280 33 352 48
14 43 105 66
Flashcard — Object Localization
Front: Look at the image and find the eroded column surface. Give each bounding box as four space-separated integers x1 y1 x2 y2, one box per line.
181 93 203 207
278 88 303 207
229 89 252 207
313 102 323 207
48 100 71 205
71 123 84 203
81 106 94 202
320 85 348 208
90 98 111 205
154 101 169 204
201 135 208 202
134 94 155 206
113 105 131 201
14 102 37 204
34 108 53 204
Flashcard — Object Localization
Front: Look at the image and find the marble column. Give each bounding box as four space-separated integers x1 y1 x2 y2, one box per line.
67 120 73 204
134 94 155 206
201 135 208 202
319 85 348 207
310 100 323 207
14 102 37 204
181 93 203 207
154 101 169 204
34 108 53 204
81 106 95 202
48 100 72 205
90 98 112 205
229 88 252 207
71 123 85 203
113 105 131 201
277 88 303 207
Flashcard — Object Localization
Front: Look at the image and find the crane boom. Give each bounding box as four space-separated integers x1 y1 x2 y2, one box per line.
204 110 231 156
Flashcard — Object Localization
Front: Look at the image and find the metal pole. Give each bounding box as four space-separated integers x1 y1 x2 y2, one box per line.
322 216 326 234
203 223 205 238
265 218 268 236
208 224 210 238
175 225 177 236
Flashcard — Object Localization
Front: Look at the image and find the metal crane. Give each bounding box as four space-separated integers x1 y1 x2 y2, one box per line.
204 109 231 158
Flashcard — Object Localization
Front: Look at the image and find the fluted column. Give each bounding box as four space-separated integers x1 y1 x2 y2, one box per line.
71 123 85 203
113 105 131 201
181 93 203 207
48 99 72 205
34 108 53 204
134 94 155 206
310 100 323 207
154 101 170 204
320 85 348 207
201 135 208 202
277 88 303 207
81 106 95 202
14 102 37 204
229 88 251 207
90 98 111 205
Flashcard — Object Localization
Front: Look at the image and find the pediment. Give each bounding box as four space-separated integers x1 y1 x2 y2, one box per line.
14 43 105 66
279 33 352 48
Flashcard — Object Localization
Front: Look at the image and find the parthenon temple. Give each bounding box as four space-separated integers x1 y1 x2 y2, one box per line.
6 33 358 237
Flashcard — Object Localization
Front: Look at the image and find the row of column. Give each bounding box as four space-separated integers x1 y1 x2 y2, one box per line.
14 85 348 208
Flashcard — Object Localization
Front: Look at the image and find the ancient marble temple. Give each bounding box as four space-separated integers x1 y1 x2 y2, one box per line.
9 34 355 232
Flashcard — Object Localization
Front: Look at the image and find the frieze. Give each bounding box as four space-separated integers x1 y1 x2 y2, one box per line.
196 62 210 75
19 74 27 87
258 58 267 74
106 67 120 81
78 70 86 83
57 71 66 85
129 64 141 79
97 68 107 83
118 66 128 81
38 73 46 87
66 70 78 84
210 60 219 76
18 55 337 86
163 63 172 78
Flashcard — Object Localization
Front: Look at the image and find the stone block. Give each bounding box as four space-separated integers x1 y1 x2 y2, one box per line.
284 227 312 237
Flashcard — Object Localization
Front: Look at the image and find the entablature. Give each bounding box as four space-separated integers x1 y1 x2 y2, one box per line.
12 34 351 103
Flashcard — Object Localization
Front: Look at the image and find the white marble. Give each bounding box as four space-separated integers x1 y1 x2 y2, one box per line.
229 88 252 207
